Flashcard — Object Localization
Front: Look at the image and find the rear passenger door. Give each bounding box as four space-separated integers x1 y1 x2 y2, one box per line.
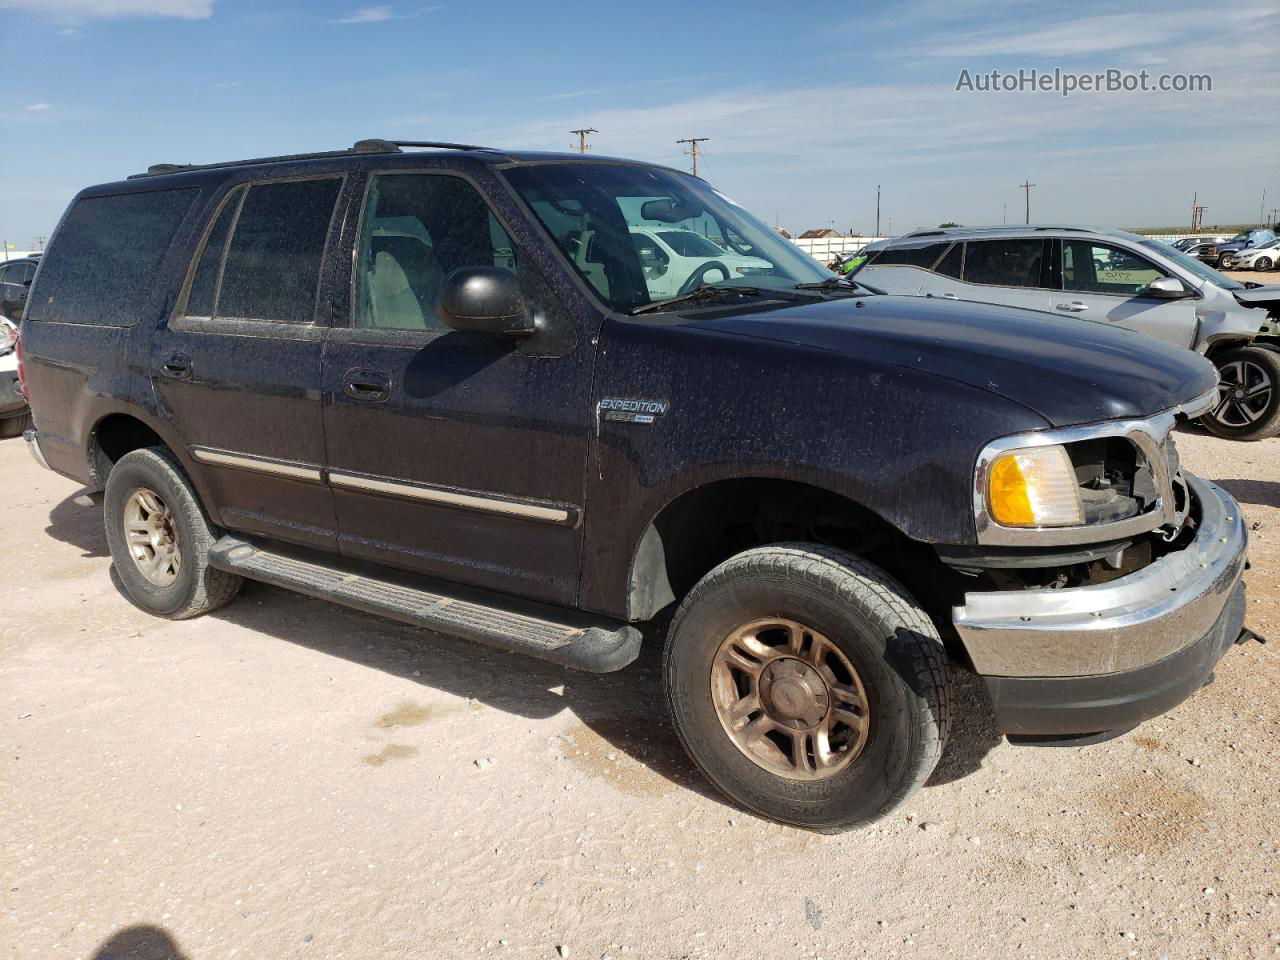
941 238 1054 313
1054 239 1197 347
320 170 594 606
154 175 349 551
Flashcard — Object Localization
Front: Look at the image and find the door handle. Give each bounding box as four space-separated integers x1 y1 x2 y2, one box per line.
342 369 391 402
1055 302 1089 312
160 354 192 380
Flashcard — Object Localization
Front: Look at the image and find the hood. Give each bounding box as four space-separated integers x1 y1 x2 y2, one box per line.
1233 285 1280 311
696 294 1217 427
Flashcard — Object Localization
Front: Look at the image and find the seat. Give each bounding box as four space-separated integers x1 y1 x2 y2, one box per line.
367 236 443 329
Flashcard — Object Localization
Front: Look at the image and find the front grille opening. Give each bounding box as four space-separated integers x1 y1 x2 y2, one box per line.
1065 437 1155 525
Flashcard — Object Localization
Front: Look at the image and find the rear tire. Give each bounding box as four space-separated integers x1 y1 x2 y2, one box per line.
1201 346 1280 441
0 411 32 439
663 543 951 832
104 446 243 619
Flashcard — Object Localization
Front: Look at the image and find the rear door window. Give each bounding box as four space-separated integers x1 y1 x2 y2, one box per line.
27 187 198 325
215 178 343 323
962 239 1047 288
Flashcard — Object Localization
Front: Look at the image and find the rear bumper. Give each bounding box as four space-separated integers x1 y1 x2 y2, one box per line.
953 474 1248 736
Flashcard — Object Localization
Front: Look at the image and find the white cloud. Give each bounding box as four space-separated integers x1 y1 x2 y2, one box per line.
0 0 213 19
333 5 394 23
25 103 51 111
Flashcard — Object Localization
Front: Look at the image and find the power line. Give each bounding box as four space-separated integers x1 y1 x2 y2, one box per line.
1019 180 1036 224
569 128 597 154
676 137 709 177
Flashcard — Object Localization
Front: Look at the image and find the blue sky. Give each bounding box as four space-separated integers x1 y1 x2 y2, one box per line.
2 0 1277 245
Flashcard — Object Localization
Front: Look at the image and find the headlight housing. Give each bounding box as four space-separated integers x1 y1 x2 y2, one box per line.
972 405 1203 546
986 445 1084 527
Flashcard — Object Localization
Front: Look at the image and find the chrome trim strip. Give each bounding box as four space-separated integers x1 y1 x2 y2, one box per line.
189 446 324 483
327 469 575 525
973 410 1178 546
955 476 1246 677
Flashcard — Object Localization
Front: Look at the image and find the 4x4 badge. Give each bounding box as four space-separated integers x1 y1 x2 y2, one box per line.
599 397 669 425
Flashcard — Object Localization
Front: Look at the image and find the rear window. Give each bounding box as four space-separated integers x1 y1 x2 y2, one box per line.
27 188 198 325
963 238 1046 288
866 242 949 269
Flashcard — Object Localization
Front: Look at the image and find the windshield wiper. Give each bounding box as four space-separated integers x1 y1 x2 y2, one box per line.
794 276 885 296
630 285 763 315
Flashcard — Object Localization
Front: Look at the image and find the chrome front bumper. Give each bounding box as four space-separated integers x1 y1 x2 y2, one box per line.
953 474 1247 678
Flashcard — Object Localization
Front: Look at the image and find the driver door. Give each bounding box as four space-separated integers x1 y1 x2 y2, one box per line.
1055 239 1197 348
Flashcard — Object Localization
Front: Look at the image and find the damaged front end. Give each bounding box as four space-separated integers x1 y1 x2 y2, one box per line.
938 390 1252 743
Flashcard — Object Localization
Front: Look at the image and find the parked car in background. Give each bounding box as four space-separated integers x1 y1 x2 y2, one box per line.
1195 228 1278 268
19 141 1251 831
855 225 1280 440
1224 237 1280 271
0 257 39 322
0 317 31 438
1168 236 1225 252
628 227 772 298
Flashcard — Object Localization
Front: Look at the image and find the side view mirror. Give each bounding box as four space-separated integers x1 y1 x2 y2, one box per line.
437 267 536 337
1143 277 1190 299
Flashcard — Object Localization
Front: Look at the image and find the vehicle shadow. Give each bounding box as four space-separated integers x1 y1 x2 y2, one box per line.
1214 478 1280 509
45 488 108 558
88 923 189 960
57 489 1003 818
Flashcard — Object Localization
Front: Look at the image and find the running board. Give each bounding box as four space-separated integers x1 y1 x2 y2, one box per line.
207 536 641 673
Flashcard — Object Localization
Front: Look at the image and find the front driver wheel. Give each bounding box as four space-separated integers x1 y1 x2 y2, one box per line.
1254 256 1273 271
664 543 951 832
1201 346 1280 441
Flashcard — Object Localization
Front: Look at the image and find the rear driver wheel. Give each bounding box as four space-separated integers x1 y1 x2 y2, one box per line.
664 543 951 832
104 446 243 618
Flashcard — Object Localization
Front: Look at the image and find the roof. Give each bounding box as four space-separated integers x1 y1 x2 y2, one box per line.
798 228 841 239
883 224 1143 246
122 138 683 183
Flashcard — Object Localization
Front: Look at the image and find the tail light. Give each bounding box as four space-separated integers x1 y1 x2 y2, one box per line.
15 332 29 401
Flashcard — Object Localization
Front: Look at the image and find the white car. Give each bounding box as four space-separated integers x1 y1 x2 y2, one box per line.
629 228 773 298
0 317 31 438
1226 237 1280 271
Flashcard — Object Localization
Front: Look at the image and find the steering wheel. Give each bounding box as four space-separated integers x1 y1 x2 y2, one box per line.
677 260 731 295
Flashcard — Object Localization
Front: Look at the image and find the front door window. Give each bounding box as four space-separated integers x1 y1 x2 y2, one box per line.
1062 241 1165 296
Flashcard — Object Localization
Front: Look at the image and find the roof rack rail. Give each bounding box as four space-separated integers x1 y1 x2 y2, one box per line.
128 138 495 179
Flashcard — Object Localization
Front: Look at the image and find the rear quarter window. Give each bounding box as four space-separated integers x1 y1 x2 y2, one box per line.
27 187 198 325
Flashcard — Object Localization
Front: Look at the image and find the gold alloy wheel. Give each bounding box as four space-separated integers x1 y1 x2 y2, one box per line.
710 618 870 780
123 487 182 587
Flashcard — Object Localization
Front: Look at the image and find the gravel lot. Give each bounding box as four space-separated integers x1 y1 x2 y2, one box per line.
2 425 1277 960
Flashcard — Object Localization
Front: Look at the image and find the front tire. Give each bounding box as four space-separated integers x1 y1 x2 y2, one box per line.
1254 256 1273 271
0 411 32 439
104 446 243 619
1202 346 1280 441
664 543 952 832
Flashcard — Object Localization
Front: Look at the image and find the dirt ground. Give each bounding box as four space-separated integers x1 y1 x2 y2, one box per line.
2 424 1278 960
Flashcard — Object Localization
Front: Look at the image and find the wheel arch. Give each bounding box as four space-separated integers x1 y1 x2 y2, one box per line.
623 475 934 622
85 406 224 527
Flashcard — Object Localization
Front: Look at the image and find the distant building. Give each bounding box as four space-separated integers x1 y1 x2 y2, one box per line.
798 228 841 239
775 227 793 239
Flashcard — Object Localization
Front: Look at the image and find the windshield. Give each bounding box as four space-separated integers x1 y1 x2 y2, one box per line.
1139 239 1244 291
502 162 829 312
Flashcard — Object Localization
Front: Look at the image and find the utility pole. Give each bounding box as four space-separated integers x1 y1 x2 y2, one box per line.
1191 191 1198 231
34 236 47 251
1002 200 1007 225
676 137 709 176
1261 188 1267 227
1019 180 1036 224
875 184 881 237
570 128 597 154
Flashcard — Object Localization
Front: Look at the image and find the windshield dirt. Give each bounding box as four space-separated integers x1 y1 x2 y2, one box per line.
502 163 830 312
